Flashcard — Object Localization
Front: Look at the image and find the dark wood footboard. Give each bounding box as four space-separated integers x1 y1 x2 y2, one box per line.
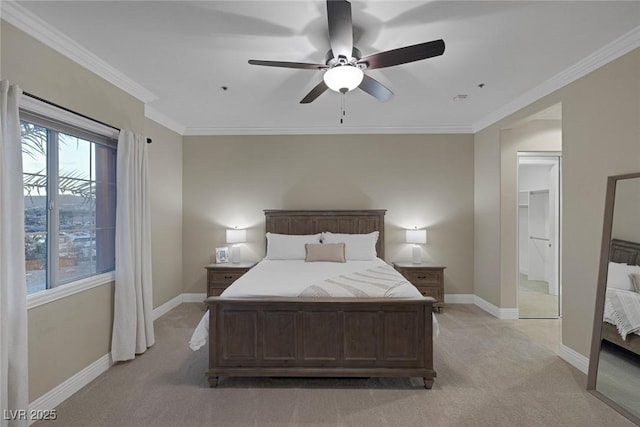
206 296 436 389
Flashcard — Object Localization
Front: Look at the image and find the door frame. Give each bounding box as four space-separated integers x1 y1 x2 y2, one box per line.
516 151 562 319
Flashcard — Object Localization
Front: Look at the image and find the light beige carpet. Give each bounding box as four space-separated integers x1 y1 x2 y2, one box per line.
519 273 559 318
36 303 636 427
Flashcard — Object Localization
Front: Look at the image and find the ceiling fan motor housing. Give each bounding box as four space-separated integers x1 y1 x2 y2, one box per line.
325 48 363 68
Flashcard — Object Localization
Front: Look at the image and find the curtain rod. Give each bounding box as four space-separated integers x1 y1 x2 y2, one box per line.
23 91 152 144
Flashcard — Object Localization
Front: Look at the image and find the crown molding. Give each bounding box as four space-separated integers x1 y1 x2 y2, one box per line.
1 1 158 104
144 105 186 135
183 124 474 136
472 25 640 132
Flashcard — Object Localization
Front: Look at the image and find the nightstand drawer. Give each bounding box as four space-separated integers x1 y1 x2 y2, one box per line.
205 262 257 297
404 270 442 285
416 286 443 302
210 270 245 285
393 263 445 312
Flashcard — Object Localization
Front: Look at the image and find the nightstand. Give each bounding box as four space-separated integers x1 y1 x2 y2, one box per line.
205 262 257 297
393 262 446 312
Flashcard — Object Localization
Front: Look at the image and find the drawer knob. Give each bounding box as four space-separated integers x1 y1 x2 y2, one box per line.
417 276 426 279
224 275 233 279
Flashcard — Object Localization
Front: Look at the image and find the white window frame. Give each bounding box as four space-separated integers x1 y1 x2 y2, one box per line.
21 96 119 309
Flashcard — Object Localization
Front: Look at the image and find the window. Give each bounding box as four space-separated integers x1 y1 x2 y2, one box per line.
21 99 117 296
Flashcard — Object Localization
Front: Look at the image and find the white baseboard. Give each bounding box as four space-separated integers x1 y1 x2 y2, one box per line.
28 353 112 425
153 293 206 320
499 308 519 320
152 294 183 320
559 344 589 374
182 293 206 303
444 294 518 320
444 294 475 304
473 295 519 319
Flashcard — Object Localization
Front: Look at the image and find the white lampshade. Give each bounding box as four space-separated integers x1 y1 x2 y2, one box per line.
226 228 246 244
406 228 426 264
227 228 246 264
406 228 427 244
323 65 364 93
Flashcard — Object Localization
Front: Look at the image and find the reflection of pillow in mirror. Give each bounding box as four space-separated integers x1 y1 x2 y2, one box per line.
632 273 640 292
607 261 640 291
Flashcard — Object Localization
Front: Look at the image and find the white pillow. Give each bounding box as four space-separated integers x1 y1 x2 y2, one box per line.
607 261 640 291
265 233 321 260
321 231 379 261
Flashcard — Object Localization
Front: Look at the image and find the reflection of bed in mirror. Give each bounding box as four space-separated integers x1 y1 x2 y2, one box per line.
587 172 640 425
602 239 640 356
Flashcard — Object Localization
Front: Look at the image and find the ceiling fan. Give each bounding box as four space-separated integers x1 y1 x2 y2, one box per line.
248 0 445 104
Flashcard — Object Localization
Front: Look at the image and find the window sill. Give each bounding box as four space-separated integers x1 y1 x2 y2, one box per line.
27 271 116 310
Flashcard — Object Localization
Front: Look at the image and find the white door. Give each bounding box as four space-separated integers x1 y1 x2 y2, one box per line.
547 162 559 296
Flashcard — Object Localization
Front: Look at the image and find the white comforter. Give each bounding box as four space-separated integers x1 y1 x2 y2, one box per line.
604 288 640 340
189 258 439 350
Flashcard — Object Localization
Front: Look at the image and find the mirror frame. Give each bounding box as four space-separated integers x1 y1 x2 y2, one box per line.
586 171 640 425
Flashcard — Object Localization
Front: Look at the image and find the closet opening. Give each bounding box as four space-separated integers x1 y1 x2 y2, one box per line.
517 152 562 319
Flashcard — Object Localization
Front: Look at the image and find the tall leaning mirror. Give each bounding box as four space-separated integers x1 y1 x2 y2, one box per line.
587 172 640 424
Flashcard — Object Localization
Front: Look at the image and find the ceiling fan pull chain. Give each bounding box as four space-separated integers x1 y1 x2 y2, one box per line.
340 93 346 124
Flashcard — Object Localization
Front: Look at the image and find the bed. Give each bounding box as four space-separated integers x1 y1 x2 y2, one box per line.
193 210 437 388
602 239 640 356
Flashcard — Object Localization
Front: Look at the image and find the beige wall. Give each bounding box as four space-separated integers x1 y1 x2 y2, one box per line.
500 120 562 308
2 22 184 401
146 119 183 308
561 49 640 356
28 284 114 400
474 48 640 357
473 128 502 306
183 134 475 298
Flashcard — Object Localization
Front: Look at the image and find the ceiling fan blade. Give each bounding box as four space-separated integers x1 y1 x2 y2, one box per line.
357 39 445 70
358 75 393 102
248 59 327 70
327 0 354 59
300 81 329 104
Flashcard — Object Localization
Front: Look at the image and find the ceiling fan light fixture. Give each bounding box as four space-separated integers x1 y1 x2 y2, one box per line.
248 1 445 104
323 65 364 93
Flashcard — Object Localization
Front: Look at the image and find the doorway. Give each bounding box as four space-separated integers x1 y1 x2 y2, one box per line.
517 152 561 318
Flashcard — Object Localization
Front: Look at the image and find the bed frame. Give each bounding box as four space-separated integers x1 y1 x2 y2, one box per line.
206 210 436 389
602 239 640 355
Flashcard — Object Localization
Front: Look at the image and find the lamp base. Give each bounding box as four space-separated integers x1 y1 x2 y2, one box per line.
230 245 241 264
411 245 421 264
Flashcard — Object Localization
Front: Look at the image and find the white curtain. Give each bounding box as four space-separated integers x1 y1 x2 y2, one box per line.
0 81 29 426
111 130 154 362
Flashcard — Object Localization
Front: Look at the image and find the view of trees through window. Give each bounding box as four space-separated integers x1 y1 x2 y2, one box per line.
22 118 116 295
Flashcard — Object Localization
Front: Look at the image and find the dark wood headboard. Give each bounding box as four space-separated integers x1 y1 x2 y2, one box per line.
264 210 386 259
610 239 640 266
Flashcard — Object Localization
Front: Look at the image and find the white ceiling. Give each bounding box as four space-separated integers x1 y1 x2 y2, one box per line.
7 1 640 135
